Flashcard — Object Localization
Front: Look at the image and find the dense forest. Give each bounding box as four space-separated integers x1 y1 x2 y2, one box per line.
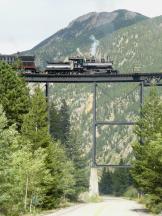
0 62 88 215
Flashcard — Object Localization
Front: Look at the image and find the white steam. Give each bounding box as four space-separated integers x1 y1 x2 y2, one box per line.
90 35 100 56
76 48 83 56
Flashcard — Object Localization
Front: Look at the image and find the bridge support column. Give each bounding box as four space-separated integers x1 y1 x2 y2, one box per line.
89 83 99 196
45 83 50 132
89 167 99 196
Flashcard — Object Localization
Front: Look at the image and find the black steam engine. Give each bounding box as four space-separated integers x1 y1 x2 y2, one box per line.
45 57 118 75
0 54 119 75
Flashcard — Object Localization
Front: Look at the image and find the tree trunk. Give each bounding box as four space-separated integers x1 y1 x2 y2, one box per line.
24 175 29 211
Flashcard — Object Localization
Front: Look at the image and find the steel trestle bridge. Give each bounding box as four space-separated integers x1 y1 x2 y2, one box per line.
23 72 162 84
23 72 162 168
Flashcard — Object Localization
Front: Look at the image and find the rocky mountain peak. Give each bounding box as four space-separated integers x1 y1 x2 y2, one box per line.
24 9 149 68
67 10 148 30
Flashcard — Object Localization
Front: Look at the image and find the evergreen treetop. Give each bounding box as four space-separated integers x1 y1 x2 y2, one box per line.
0 62 30 129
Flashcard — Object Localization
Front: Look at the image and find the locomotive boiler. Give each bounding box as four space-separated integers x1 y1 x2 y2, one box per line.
45 57 118 75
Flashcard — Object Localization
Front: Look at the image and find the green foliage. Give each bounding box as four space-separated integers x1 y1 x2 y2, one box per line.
0 105 49 215
0 105 19 215
21 86 50 150
135 86 162 143
131 87 162 213
21 87 75 209
10 141 50 214
100 16 162 73
67 129 89 200
59 100 71 144
50 100 70 144
49 100 88 200
0 61 30 129
144 194 162 214
12 58 23 71
99 163 132 196
49 101 62 141
43 142 75 208
0 67 84 213
123 186 138 199
99 168 113 195
49 82 139 166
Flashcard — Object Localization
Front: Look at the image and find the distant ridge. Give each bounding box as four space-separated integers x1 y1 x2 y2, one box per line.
23 9 148 68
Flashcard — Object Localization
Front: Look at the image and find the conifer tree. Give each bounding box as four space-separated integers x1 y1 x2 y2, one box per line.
131 86 162 213
21 86 50 150
112 169 131 196
99 168 113 195
21 87 75 208
135 86 162 142
49 102 62 141
0 62 30 129
49 99 88 200
43 142 75 208
59 99 70 144
66 129 88 200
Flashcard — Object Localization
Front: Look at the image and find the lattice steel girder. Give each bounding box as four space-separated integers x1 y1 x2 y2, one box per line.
96 121 136 125
23 73 162 83
92 82 144 168
95 164 131 168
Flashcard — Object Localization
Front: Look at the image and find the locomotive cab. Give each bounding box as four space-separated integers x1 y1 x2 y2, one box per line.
69 57 84 73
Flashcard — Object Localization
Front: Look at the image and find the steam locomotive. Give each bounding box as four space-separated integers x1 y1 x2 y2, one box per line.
45 57 118 75
0 54 119 75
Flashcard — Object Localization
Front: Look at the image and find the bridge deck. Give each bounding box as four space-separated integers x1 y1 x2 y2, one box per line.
23 72 162 83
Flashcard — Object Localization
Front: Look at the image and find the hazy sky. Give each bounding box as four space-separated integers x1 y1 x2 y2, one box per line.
1 0 162 54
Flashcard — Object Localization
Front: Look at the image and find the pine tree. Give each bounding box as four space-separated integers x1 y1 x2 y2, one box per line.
49 102 62 141
0 62 30 129
66 129 88 200
59 99 70 144
135 86 162 143
131 86 162 213
99 168 113 195
49 99 88 200
112 160 131 196
21 87 75 208
21 86 50 150
43 142 75 208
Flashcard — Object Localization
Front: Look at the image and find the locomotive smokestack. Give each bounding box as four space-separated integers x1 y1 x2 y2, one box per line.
90 35 99 57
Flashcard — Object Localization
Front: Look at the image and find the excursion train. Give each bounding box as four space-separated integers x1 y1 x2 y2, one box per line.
0 54 37 73
0 54 118 75
45 57 118 75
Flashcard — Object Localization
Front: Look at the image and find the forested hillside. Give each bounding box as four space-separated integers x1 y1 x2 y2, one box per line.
99 15 162 73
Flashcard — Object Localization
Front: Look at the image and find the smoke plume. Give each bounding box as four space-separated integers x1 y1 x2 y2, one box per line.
90 35 100 56
76 48 83 56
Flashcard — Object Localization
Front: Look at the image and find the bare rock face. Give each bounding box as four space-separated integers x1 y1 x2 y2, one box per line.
68 11 118 29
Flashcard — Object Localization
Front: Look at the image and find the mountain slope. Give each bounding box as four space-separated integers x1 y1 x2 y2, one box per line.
24 9 148 68
98 15 162 73
26 11 162 165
